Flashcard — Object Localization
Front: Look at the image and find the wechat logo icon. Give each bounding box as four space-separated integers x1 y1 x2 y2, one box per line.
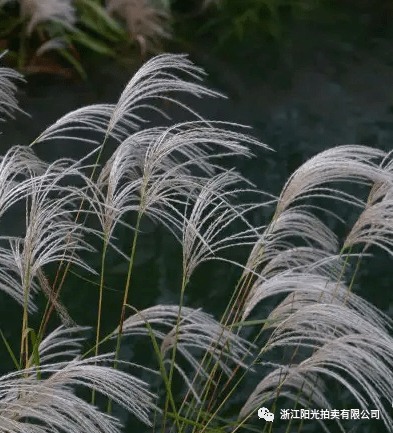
258 407 274 422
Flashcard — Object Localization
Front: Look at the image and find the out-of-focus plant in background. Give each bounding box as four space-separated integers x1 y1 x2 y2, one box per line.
0 0 392 79
0 0 172 78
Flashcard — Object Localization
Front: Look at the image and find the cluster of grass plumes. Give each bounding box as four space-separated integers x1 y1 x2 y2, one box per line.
0 52 393 433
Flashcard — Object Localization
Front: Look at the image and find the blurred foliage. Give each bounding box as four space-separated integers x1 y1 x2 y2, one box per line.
0 0 392 79
172 0 393 60
0 0 165 79
188 0 320 46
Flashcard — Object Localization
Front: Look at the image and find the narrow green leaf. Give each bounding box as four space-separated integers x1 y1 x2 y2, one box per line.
28 328 41 379
57 48 88 80
0 328 20 370
76 0 127 38
71 29 115 56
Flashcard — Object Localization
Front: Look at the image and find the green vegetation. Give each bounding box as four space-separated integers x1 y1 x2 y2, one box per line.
1 0 392 79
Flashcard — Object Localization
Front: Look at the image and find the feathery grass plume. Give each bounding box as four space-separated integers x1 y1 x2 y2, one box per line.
0 327 157 432
0 146 48 310
0 151 100 318
32 54 225 148
0 146 47 217
105 0 171 56
243 208 339 280
7 159 97 288
242 270 390 327
37 325 89 363
95 122 266 244
275 145 390 215
344 156 393 256
239 286 393 431
181 169 266 283
117 305 254 399
241 145 393 299
266 276 391 331
31 104 131 147
0 54 26 120
237 145 393 431
106 53 225 135
240 368 338 430
0 0 76 35
244 304 393 428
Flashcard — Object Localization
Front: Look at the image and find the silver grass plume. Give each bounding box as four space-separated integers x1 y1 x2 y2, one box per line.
33 54 225 147
117 305 254 402
0 327 157 432
0 54 26 121
239 145 393 431
0 156 98 312
95 122 267 248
